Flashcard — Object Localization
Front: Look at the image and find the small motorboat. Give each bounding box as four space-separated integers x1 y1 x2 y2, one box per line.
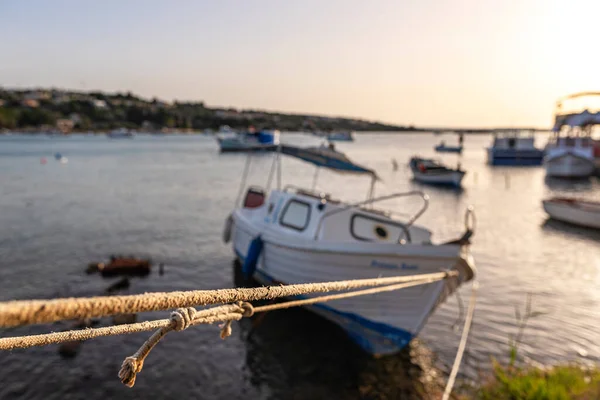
326 131 354 142
542 197 600 229
107 128 134 139
223 145 476 355
434 141 462 153
409 157 465 187
217 128 280 153
545 94 599 178
54 153 68 164
487 131 544 166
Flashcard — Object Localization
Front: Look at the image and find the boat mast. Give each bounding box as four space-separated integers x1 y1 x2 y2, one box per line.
235 154 253 207
311 167 320 191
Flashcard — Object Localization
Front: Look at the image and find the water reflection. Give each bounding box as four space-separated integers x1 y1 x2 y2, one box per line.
232 261 444 399
544 176 595 191
541 219 600 242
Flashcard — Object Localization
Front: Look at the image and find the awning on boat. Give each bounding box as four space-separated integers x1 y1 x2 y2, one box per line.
279 145 378 178
553 110 600 131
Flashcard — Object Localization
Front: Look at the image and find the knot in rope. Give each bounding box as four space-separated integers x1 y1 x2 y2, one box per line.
170 307 196 331
239 301 254 317
119 356 144 388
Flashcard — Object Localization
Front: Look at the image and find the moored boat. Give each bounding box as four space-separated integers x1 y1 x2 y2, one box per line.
217 127 280 153
487 131 544 166
545 93 599 178
434 141 462 153
409 157 465 187
223 145 476 355
327 131 354 142
107 128 134 139
542 197 600 229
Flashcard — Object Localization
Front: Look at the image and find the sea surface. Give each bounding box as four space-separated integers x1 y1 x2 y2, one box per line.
0 132 598 399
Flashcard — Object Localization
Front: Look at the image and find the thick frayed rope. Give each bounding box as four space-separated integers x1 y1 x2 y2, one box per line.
0 271 456 328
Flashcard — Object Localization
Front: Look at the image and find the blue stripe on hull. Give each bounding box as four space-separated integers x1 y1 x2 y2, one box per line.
233 249 413 355
489 157 543 166
488 149 544 166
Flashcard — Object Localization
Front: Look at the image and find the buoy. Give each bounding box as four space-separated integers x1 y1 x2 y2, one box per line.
242 236 263 279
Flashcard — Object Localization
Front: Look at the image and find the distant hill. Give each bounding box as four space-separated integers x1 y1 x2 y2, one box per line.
0 87 416 133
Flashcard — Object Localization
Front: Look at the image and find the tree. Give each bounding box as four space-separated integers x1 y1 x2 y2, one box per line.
0 108 18 129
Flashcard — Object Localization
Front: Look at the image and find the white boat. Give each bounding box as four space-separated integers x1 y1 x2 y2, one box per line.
543 197 600 229
409 157 465 187
223 145 476 355
545 93 600 178
327 131 354 142
217 127 280 153
107 128 134 139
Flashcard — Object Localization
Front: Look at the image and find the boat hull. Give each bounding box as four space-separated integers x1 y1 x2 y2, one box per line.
218 138 277 153
487 148 544 166
327 132 354 142
434 146 462 153
231 215 474 355
543 200 600 229
412 170 465 187
544 152 595 178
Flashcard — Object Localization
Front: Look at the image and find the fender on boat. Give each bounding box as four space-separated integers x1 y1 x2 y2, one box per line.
242 236 263 279
223 214 233 244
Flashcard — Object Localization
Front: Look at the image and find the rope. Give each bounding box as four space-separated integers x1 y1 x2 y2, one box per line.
0 303 247 351
117 278 441 387
0 271 456 328
0 272 460 389
441 281 478 400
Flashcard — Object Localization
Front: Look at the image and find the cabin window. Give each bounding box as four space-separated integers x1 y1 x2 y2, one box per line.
351 214 405 242
280 200 311 231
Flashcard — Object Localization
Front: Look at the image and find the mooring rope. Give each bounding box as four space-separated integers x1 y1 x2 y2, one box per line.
441 281 478 400
0 271 466 392
0 271 456 328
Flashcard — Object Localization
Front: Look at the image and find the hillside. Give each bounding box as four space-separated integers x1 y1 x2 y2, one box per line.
0 88 413 133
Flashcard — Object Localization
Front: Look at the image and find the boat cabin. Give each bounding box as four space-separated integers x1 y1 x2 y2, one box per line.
240 186 433 245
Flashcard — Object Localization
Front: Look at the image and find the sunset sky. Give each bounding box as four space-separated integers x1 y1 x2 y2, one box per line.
0 0 597 128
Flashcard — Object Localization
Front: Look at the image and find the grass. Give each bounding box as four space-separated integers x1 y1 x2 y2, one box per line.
472 362 600 400
456 294 599 399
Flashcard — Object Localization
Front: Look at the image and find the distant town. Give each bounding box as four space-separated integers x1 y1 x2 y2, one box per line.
0 87 546 134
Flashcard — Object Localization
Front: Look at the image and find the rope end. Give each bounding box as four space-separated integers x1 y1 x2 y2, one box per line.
119 356 143 388
219 320 232 339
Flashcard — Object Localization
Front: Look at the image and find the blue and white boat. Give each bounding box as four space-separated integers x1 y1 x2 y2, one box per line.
486 131 544 166
223 145 476 355
434 141 463 153
217 128 280 153
326 131 355 142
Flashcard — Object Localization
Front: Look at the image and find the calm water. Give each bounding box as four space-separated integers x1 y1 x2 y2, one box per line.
0 133 598 399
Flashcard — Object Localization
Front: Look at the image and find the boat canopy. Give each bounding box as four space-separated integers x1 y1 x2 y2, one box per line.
280 145 377 177
553 110 600 131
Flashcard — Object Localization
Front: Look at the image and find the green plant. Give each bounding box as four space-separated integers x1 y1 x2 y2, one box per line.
508 293 546 367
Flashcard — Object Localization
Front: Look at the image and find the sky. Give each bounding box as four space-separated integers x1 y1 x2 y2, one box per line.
0 0 598 128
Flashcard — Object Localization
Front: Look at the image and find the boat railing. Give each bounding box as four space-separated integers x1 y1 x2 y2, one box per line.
313 191 429 243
